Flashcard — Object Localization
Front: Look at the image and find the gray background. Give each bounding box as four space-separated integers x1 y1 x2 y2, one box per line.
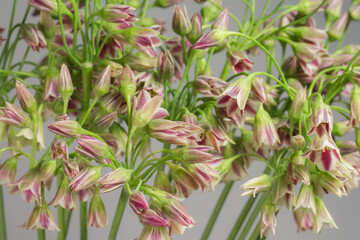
1 0 360 239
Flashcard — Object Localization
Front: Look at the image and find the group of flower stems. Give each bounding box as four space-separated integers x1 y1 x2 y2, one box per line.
1 0 360 239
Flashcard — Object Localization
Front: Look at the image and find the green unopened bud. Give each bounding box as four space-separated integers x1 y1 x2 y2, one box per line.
291 135 306 150
297 0 322 16
15 81 37 115
157 50 175 80
118 54 157 71
119 65 136 99
154 169 173 193
187 12 203 44
94 65 112 98
325 0 343 22
59 64 74 101
328 13 348 41
172 5 192 36
289 88 307 121
350 3 360 21
201 0 222 24
39 12 55 38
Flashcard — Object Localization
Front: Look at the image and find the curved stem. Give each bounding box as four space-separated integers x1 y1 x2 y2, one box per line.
0 185 6 240
108 188 129 240
80 201 87 240
201 182 234 240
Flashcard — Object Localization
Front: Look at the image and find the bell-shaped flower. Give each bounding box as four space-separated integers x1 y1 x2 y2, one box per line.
241 174 272 197
69 166 102 192
308 98 333 138
187 163 219 191
19 204 59 231
227 50 254 74
260 204 277 238
162 198 195 228
314 197 338 233
293 207 315 232
28 0 58 16
98 167 133 193
87 189 108 228
193 29 228 49
295 184 317 214
75 135 113 165
0 102 30 128
140 209 169 227
194 75 227 97
0 157 17 185
20 24 47 52
50 177 78 210
129 191 149 215
168 163 199 198
100 4 138 28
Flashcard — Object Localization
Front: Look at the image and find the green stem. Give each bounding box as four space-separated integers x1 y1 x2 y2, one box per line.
108 188 129 240
30 114 37 168
0 185 7 240
58 175 65 240
201 182 234 240
80 201 87 240
37 229 45 240
63 209 72 239
0 0 17 65
81 63 93 110
248 220 262 240
80 98 98 126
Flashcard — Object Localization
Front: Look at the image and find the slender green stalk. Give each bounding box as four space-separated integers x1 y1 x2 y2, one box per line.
37 229 45 240
58 175 65 240
0 0 17 65
201 182 234 240
80 201 87 240
108 188 129 240
29 114 38 168
248 220 262 240
81 63 93 110
63 209 73 239
0 185 7 240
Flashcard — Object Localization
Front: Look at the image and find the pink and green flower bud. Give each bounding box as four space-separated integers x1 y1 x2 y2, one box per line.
295 184 316 213
177 145 214 164
94 65 112 99
350 3 360 20
194 75 227 97
318 172 345 197
293 163 310 185
50 177 78 210
20 24 47 52
138 226 171 240
251 77 267 103
212 9 228 31
187 13 203 44
28 0 58 16
75 135 113 165
39 12 55 38
129 191 149 215
99 4 137 28
282 56 298 77
297 0 324 16
87 189 108 228
290 26 328 45
227 50 254 74
119 65 136 99
154 170 173 193
291 135 306 150
289 88 307 121
98 167 132 193
15 81 37 115
140 209 169 226
94 112 117 132
119 54 158 71
162 198 195 228
314 197 337 233
157 50 175 80
0 157 17 184
253 104 280 150
48 120 83 138
0 102 31 128
154 0 183 8
39 160 56 190
328 12 348 41
292 42 322 76
260 204 277 238
349 85 360 127
193 29 229 49
168 162 199 198
293 207 315 232
58 64 74 101
187 163 219 191
69 166 103 192
308 97 333 138
325 0 343 22
241 174 272 197
19 204 59 231
201 0 222 23
172 5 192 36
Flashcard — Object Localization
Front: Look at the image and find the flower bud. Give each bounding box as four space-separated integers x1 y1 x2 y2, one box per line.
328 13 348 41
0 157 17 184
50 177 78 210
227 50 254 74
282 56 298 77
241 174 272 197
325 0 343 22
39 12 56 38
291 135 306 150
0 102 31 128
98 167 133 193
15 81 37 115
350 3 360 21
94 111 117 132
28 0 58 16
99 4 137 28
48 120 83 138
140 209 169 227
297 0 324 16
119 65 136 100
168 162 199 198
333 120 352 136
318 172 345 197
211 9 228 31
193 29 228 49
154 169 173 193
251 77 267 103
201 0 221 23
87 189 108 228
289 88 307 121
162 198 195 227
187 13 203 44
129 191 149 215
172 5 192 36
19 204 59 231
94 65 112 98
69 166 103 192
119 54 158 71
154 0 183 8
157 50 175 80
39 160 56 190
58 64 74 101
20 24 47 52
75 135 112 165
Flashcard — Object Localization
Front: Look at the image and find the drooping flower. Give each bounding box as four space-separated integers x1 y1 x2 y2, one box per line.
227 50 254 74
75 135 113 165
0 102 30 128
260 204 277 237
69 166 102 192
194 75 227 97
15 81 37 114
100 4 138 28
0 157 17 185
295 184 316 214
19 204 59 231
20 24 47 52
308 97 333 138
50 177 78 210
168 163 199 198
129 191 149 215
162 198 195 228
87 189 108 228
193 29 228 49
241 174 272 197
138 226 171 240
98 167 133 193
314 197 338 233
140 209 169 227
28 0 58 16
293 207 315 232
48 119 83 138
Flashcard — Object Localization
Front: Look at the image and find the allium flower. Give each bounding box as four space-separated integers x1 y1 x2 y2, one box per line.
187 13 203 44
295 184 316 214
140 209 169 227
241 174 272 197
314 197 338 233
69 166 102 192
98 167 133 193
187 163 219 191
20 24 47 52
212 9 228 31
0 158 17 184
87 189 108 228
328 12 348 41
75 135 112 165
227 50 254 74
129 191 149 215
58 64 74 101
162 198 195 228
350 3 360 20
94 112 117 132
118 65 136 99
48 119 83 138
318 172 346 197
138 226 171 240
293 207 314 232
177 145 214 164
193 29 228 49
172 5 192 36
304 135 341 171
251 77 267 103
168 163 199 198
15 81 37 114
260 204 277 237
19 204 59 231
28 0 58 16
0 102 30 128
194 75 227 97
308 98 333 138
157 50 175 80
290 26 328 46
50 177 78 210
100 4 138 28
292 42 324 76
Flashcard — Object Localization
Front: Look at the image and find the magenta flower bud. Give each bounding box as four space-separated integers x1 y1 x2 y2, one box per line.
349 85 360 127
187 163 219 191
20 24 47 52
178 145 214 164
227 50 254 74
350 3 360 21
293 207 315 232
253 104 280 150
328 12 348 41
168 162 199 198
87 189 108 228
0 157 17 184
98 167 133 193
119 65 136 99
172 5 192 36
193 29 228 49
94 112 117 132
295 184 316 213
94 65 112 98
50 177 78 210
187 13 203 44
241 174 272 197
138 226 171 240
304 135 341 171
75 135 112 165
308 97 333 138
19 204 59 231
15 81 37 114
129 191 149 215
58 64 74 101
100 4 137 28
157 50 175 80
0 102 30 128
251 77 267 103
48 120 83 138
282 56 298 77
154 170 173 193
291 135 306 150
194 75 227 97
69 166 102 191
289 88 307 121
260 204 277 238
28 0 58 16
212 9 228 31
314 197 338 233
325 0 343 21
162 198 195 228
140 209 169 227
